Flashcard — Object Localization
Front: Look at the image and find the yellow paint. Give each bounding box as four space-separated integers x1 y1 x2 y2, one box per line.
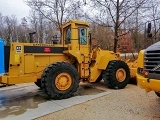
14 54 20 62
136 73 160 92
35 62 40 65
137 50 145 68
24 55 35 73
116 68 126 82
55 73 72 91
126 59 137 79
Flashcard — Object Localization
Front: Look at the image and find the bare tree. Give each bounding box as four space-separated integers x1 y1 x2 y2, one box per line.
148 0 160 43
0 13 5 40
26 0 85 37
2 15 18 44
0 12 32 44
29 9 58 43
90 23 114 50
89 0 147 52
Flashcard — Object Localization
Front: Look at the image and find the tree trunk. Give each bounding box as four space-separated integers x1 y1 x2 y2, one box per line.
114 0 120 53
114 28 118 52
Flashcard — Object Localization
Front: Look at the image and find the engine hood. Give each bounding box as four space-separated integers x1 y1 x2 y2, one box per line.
146 41 160 51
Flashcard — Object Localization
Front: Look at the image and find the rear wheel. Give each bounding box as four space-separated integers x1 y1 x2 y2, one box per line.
41 62 79 100
155 92 160 97
102 60 130 89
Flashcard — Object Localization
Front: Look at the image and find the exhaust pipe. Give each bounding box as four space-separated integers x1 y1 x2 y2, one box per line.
29 32 36 43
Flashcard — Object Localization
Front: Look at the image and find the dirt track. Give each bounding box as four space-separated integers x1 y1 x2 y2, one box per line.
36 83 160 120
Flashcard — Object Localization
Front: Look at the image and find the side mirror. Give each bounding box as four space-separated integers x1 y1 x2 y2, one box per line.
147 22 151 33
147 22 152 38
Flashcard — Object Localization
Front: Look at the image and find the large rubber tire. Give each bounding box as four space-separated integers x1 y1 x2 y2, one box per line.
34 79 42 89
102 60 130 89
41 62 79 100
155 92 160 97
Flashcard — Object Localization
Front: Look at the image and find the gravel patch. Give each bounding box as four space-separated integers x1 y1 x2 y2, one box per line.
35 84 160 120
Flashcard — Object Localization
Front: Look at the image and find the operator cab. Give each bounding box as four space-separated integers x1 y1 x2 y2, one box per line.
65 25 87 45
61 20 90 53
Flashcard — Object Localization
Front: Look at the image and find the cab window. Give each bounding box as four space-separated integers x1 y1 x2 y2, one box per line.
65 27 71 44
79 28 87 45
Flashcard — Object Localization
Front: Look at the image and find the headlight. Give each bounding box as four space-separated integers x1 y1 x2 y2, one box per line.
137 67 149 77
137 67 143 75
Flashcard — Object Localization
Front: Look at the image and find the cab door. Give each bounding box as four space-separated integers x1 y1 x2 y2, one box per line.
78 27 90 78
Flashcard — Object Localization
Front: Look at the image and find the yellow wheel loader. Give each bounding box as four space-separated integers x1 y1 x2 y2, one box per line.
136 22 160 97
0 20 130 99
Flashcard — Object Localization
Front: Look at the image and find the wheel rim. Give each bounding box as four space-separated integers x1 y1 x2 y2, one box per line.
55 72 72 91
116 68 126 82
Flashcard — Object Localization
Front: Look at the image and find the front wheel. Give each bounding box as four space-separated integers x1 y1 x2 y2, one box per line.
41 62 79 100
102 60 130 89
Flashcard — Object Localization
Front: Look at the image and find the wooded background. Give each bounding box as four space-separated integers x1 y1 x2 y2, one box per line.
0 0 160 53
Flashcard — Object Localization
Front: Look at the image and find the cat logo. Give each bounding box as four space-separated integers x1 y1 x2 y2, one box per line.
16 46 22 53
151 64 160 71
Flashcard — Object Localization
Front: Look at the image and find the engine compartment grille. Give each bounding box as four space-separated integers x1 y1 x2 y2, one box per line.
144 50 160 74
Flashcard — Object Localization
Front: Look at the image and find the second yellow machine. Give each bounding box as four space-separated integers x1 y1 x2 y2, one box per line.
0 20 130 99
